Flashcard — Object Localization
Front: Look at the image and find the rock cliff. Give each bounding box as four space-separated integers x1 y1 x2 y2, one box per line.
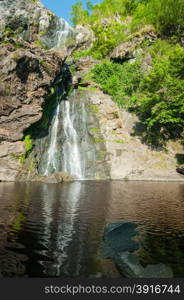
0 0 71 181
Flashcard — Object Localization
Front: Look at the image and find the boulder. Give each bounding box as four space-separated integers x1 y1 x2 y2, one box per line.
74 25 95 51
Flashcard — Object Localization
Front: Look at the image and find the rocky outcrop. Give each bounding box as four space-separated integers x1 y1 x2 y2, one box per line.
73 88 184 181
0 0 73 49
70 56 99 87
74 25 95 52
110 25 157 61
0 40 64 142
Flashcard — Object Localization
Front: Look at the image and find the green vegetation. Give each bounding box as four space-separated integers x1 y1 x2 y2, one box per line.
92 40 184 145
87 104 99 114
92 137 106 143
132 0 184 36
24 134 33 154
70 0 184 146
70 0 184 145
34 39 48 50
92 60 141 107
71 0 184 57
71 0 184 37
11 134 33 164
90 128 101 133
115 139 125 144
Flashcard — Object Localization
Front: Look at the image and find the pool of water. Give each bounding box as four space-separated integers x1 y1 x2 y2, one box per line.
0 181 184 277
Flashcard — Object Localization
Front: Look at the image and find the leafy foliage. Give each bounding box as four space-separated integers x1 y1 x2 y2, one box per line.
70 0 184 145
24 135 33 154
70 1 89 26
92 41 184 145
92 60 141 105
132 0 184 36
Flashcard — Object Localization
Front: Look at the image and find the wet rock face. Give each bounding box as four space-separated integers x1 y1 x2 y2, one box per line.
0 40 64 181
38 172 74 183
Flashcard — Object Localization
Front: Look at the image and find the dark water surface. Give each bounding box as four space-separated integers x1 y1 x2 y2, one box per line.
0 181 184 277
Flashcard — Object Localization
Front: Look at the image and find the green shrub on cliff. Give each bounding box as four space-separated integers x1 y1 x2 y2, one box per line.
91 21 126 58
24 135 33 154
92 41 184 145
71 0 184 145
71 0 184 56
92 60 141 105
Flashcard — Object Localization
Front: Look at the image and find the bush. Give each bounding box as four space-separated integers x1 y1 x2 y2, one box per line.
92 60 141 105
24 134 33 154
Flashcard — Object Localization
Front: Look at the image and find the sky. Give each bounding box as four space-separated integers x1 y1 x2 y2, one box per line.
41 0 101 24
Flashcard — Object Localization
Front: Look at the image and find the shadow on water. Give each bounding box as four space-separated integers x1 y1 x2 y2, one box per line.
0 181 184 277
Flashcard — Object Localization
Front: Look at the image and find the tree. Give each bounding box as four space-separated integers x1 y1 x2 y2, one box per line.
70 1 89 26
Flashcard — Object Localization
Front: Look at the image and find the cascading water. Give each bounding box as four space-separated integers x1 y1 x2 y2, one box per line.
38 17 108 180
42 99 88 179
54 19 73 49
39 16 74 50
44 103 60 176
40 92 107 180
61 101 83 179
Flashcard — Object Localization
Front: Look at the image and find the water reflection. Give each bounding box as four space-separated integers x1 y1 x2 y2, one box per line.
0 181 184 277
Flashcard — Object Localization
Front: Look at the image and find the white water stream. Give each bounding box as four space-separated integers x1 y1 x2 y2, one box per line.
61 101 83 179
44 104 60 176
44 100 85 179
54 19 72 48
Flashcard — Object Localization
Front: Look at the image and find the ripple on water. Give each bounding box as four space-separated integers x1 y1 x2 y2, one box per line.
0 181 184 277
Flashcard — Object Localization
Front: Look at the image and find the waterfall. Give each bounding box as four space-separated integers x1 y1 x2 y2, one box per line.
40 93 106 180
54 19 72 49
44 103 60 176
43 100 84 179
61 101 83 179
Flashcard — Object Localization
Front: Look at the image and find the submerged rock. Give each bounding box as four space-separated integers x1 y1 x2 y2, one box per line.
115 252 173 278
102 222 139 258
101 222 173 278
176 166 184 175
